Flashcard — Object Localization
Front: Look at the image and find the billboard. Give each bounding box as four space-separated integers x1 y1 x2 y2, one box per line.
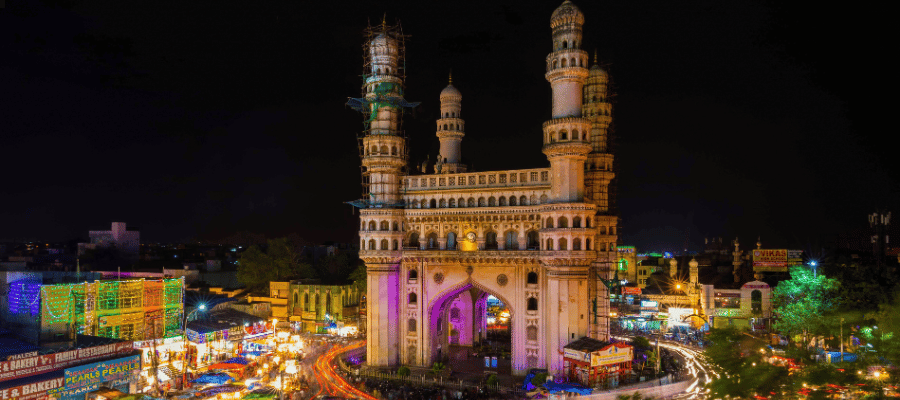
752 249 788 272
0 342 133 382
63 355 141 390
591 344 632 367
622 287 641 295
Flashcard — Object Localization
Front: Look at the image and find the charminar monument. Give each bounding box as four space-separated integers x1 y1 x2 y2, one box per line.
348 0 618 376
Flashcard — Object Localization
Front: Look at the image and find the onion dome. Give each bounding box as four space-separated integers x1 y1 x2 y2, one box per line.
440 73 461 101
551 0 584 28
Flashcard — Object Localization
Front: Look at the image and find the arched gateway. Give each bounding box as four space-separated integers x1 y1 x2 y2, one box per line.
351 1 620 376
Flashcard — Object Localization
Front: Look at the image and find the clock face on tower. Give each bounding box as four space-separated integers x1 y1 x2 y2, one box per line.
466 232 476 242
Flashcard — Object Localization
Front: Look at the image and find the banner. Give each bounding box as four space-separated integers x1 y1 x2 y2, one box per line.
622 287 641 295
753 249 787 271
63 355 140 390
0 342 133 382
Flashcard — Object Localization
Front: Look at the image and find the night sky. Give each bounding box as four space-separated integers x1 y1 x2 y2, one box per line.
2 0 895 253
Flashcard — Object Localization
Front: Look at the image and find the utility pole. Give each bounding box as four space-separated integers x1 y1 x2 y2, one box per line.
840 317 844 363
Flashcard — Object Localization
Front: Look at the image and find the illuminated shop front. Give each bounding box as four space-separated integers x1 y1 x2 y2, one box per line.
563 337 633 387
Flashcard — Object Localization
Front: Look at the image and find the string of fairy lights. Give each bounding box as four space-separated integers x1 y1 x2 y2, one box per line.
8 278 185 340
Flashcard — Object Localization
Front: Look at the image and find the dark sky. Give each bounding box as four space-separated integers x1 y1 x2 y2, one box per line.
2 0 895 252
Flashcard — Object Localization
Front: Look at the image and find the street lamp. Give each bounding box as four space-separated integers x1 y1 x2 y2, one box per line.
181 303 206 389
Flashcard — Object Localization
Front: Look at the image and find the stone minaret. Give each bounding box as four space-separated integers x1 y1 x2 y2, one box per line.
669 258 678 278
541 0 598 375
732 238 742 283
358 22 408 368
435 74 467 174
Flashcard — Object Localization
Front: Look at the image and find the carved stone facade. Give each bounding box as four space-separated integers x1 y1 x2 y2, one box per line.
354 1 618 376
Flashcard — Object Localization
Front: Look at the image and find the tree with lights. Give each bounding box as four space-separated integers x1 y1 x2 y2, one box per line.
772 265 840 349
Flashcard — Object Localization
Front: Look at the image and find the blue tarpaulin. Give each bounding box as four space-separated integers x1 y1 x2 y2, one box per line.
192 373 235 384
543 382 593 395
521 369 548 391
826 352 858 363
224 357 250 365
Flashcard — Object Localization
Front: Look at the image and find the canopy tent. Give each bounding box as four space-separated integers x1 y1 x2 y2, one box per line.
224 357 250 365
198 384 244 397
542 382 593 396
191 373 235 385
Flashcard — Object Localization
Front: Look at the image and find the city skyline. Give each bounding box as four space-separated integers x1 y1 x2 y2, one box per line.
2 0 894 252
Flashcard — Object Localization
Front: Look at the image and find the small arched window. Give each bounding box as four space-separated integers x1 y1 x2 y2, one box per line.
527 297 538 311
546 238 553 250
392 221 399 231
572 238 581 251
558 217 568 228
585 218 590 228
420 199 427 209
478 197 486 207
368 239 376 250
558 238 567 250
443 124 448 130
520 195 528 205
430 199 437 208
573 217 581 228
499 197 507 206
439 199 446 208
393 239 399 250
600 226 607 235
509 196 517 206
426 232 439 249
447 232 457 250
527 231 540 249
562 41 568 49
391 146 398 155
380 145 388 154
380 221 389 231
368 221 376 230
408 232 420 248
381 239 389 250
561 58 568 68
485 231 498 249
408 319 416 333
585 238 591 250
488 197 497 207
540 194 548 203
527 271 538 285
448 198 456 208
468 198 476 207
560 130 568 140
546 217 553 228
304 293 309 310
408 292 417 304
458 197 465 207
505 231 519 250
409 269 418 280
572 130 579 140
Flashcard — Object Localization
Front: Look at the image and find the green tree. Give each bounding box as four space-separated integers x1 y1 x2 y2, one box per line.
349 263 367 293
237 238 315 291
631 336 651 350
772 265 840 347
396 366 410 377
705 327 795 399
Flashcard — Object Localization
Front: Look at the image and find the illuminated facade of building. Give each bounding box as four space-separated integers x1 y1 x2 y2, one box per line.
350 1 618 375
1 272 183 345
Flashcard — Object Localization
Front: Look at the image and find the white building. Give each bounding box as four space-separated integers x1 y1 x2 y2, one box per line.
78 222 141 259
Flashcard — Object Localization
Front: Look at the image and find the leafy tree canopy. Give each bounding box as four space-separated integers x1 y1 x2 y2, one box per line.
236 237 315 291
705 327 795 399
772 266 841 340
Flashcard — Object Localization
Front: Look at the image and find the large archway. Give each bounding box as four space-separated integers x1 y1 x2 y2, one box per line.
425 279 516 375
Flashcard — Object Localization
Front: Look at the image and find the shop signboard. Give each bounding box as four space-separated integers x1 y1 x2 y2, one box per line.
590 344 632 367
63 355 141 390
0 377 64 400
752 249 788 271
0 342 133 382
787 250 803 266
622 287 641 295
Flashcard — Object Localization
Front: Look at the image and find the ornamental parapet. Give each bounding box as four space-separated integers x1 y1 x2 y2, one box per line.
539 202 597 212
545 66 589 82
362 155 407 168
404 168 550 192
399 250 541 265
539 250 596 267
542 141 592 158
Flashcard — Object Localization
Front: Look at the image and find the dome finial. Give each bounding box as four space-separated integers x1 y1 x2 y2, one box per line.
593 49 598 65
449 69 453 84
381 13 387 30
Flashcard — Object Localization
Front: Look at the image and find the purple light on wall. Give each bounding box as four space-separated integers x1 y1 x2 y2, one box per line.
8 281 41 316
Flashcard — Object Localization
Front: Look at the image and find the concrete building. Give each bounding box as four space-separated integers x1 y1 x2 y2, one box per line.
0 272 183 345
350 1 618 376
78 222 140 260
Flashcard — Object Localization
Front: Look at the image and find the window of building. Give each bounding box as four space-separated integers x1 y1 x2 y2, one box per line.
408 292 417 304
751 290 762 314
714 292 741 309
408 319 416 333
527 271 538 285
505 231 519 250
485 231 498 249
527 297 538 311
409 269 418 281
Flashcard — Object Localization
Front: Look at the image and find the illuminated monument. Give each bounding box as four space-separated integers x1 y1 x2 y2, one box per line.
348 1 618 375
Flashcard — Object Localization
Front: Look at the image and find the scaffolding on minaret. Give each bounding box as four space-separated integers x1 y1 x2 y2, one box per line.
345 18 418 209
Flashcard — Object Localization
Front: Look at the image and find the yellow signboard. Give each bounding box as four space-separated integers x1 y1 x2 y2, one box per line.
591 344 632 367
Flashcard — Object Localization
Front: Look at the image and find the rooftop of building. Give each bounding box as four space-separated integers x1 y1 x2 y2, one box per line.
564 336 627 353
